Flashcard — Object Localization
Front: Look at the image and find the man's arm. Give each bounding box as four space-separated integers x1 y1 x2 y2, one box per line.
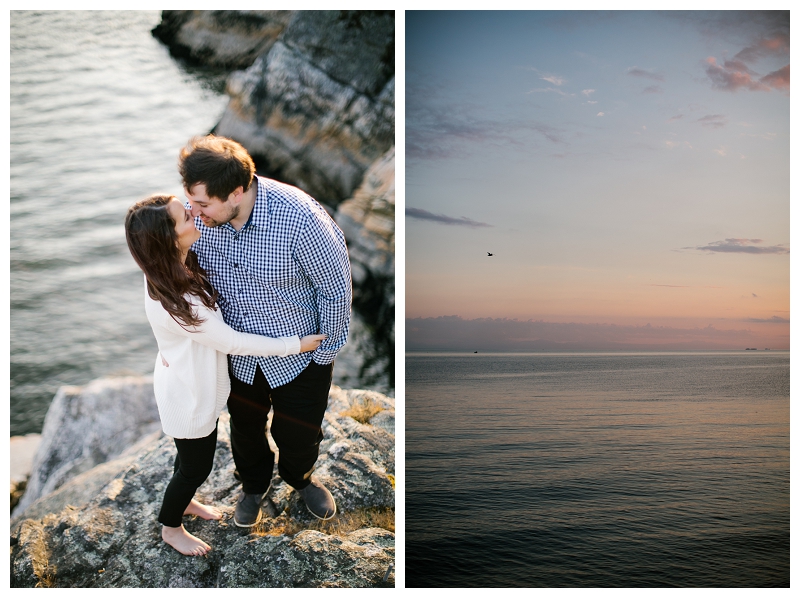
293 211 352 364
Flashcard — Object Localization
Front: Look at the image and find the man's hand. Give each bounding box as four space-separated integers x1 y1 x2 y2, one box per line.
161 355 169 367
300 334 327 353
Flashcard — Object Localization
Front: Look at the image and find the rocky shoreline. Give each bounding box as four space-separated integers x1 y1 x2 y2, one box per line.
10 376 395 588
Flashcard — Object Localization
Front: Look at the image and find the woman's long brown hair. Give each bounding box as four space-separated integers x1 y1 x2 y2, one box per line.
125 194 218 329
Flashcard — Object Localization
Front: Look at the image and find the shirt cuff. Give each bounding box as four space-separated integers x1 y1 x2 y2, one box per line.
310 349 337 365
282 335 301 356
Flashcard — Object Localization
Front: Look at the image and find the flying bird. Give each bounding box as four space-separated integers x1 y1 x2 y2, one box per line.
487 252 493 256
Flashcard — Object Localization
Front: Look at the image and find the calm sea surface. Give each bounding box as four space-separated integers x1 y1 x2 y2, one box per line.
405 352 789 587
10 11 229 436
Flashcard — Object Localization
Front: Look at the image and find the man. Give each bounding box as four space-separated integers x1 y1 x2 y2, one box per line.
178 135 352 526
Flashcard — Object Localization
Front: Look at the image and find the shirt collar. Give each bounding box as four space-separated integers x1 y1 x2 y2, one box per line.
218 175 268 234
247 175 270 229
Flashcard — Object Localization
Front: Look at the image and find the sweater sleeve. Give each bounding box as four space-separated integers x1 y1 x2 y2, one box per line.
163 301 302 357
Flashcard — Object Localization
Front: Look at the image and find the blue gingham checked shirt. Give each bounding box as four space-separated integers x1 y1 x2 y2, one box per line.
188 175 352 388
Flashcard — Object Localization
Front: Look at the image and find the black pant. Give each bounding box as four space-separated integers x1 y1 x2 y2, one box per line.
227 361 333 494
157 423 218 528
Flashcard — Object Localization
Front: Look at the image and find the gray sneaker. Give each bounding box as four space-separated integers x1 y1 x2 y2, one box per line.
298 478 336 520
234 491 264 528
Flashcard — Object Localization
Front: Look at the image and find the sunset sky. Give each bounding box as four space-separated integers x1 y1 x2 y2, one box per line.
406 11 789 350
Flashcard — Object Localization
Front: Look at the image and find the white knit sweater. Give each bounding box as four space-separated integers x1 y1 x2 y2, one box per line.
143 278 301 439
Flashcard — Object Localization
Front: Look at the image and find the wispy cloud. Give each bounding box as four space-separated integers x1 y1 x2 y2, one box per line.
406 207 493 228
744 316 789 323
688 238 789 254
581 89 595 96
526 87 572 97
676 11 789 47
735 32 789 62
597 112 605 117
697 114 726 128
406 84 565 161
699 20 789 94
541 75 566 85
627 67 664 81
743 131 777 141
667 114 683 122
760 64 789 90
526 66 567 87
704 57 769 91
643 85 662 94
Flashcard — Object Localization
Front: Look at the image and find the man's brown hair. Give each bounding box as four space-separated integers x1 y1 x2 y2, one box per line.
178 135 256 200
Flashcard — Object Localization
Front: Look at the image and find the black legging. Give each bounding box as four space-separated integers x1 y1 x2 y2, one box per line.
157 421 218 528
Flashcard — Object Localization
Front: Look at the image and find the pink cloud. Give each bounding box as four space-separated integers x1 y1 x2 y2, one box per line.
705 57 770 91
722 58 758 75
735 33 789 62
761 64 789 90
704 44 789 94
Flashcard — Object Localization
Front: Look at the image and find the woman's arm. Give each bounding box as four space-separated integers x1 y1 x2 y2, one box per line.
163 301 301 357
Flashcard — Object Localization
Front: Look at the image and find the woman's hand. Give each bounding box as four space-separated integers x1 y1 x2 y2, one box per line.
161 354 169 367
300 334 327 353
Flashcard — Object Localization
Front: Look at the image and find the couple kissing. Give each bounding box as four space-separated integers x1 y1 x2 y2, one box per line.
125 134 352 556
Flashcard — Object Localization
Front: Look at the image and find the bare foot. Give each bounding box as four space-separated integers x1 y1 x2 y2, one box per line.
184 499 222 520
162 524 211 556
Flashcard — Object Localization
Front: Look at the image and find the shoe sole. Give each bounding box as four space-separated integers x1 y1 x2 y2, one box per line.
233 510 262 528
306 503 337 521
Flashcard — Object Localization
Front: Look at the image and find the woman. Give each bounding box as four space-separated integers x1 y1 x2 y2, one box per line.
125 194 325 557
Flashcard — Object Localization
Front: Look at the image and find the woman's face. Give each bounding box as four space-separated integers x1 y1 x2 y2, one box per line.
166 197 201 256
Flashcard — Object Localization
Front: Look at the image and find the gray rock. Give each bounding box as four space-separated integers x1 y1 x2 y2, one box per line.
10 379 394 588
153 10 395 205
335 146 395 287
212 10 394 205
11 430 162 528
152 10 293 69
12 376 162 520
279 10 394 97
331 148 395 392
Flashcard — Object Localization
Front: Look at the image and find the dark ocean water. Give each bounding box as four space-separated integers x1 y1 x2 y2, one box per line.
405 352 789 587
10 11 229 435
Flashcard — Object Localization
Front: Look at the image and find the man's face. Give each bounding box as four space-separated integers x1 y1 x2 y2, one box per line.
185 183 239 228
